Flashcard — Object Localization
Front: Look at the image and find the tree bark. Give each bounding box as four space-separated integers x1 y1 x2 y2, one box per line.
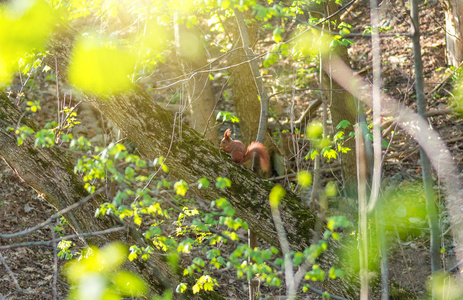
174 17 218 141
440 0 463 66
225 11 262 146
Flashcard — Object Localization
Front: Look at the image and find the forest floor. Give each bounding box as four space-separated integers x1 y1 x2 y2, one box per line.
0 0 461 299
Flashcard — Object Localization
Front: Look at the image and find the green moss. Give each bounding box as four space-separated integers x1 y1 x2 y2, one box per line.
27 147 39 156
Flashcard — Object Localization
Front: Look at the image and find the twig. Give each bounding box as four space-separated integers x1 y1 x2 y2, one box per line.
296 98 323 125
133 112 178 203
0 252 22 291
204 39 241 137
0 226 126 251
445 135 463 144
314 0 357 26
55 57 60 129
340 0 360 21
153 49 267 91
51 224 58 300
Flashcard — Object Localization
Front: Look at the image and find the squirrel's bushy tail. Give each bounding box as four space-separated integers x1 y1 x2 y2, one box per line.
245 142 270 171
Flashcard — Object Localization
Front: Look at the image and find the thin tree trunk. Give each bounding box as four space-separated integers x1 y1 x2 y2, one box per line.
233 8 269 145
369 0 389 297
356 125 369 300
411 0 442 277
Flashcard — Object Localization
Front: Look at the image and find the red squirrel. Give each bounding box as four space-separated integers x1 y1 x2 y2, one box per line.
220 129 270 171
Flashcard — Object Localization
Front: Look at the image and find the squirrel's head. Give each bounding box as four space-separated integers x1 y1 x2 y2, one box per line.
223 129 232 138
220 129 232 147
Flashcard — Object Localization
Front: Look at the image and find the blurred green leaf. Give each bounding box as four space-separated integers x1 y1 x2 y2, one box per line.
68 33 136 95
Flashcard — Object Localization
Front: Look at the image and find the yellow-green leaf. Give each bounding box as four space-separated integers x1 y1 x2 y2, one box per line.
174 180 188 196
269 185 286 210
113 271 147 297
297 171 312 187
192 284 200 294
325 181 337 197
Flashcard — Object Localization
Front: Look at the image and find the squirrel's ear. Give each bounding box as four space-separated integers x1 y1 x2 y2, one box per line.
224 129 232 138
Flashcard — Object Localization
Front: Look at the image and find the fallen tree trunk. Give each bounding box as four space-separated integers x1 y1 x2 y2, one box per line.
0 90 359 298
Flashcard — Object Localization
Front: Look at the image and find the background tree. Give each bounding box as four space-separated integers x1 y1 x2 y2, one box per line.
223 10 262 147
174 13 218 141
308 0 358 197
440 0 463 66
